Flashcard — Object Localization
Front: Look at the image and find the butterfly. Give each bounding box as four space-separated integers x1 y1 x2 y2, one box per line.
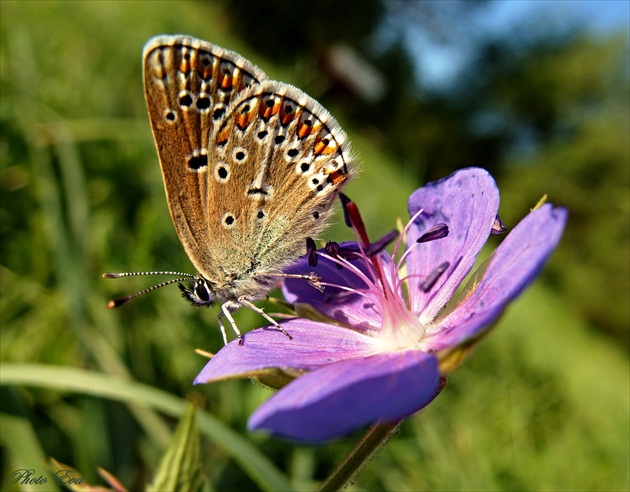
104 35 354 343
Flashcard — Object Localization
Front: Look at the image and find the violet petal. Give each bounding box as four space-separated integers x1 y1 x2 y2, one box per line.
248 350 443 443
424 204 568 350
406 167 500 322
194 319 379 384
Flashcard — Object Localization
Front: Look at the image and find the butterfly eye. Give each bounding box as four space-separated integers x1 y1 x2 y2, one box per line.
195 279 212 302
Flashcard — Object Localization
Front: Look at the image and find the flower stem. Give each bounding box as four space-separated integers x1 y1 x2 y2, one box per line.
318 420 401 492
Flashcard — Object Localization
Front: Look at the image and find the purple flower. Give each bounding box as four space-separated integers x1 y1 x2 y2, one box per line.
194 168 567 443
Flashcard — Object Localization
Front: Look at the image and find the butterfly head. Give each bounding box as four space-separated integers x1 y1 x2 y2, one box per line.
178 276 216 306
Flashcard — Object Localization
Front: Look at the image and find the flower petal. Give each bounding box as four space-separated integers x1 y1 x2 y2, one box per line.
248 350 443 443
424 204 568 350
406 168 500 322
194 319 380 384
282 242 398 332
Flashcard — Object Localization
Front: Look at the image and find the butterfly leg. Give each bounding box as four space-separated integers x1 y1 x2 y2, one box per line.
269 272 324 293
238 297 293 340
218 301 243 345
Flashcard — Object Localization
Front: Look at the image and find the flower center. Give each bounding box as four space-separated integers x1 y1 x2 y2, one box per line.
332 195 450 352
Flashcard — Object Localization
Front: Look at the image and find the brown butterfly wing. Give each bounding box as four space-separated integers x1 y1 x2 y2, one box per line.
205 81 354 289
142 35 267 277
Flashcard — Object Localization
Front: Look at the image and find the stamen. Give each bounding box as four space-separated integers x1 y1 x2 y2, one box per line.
491 214 507 235
417 223 449 243
339 193 353 228
394 217 450 294
366 230 398 256
324 241 362 268
306 237 318 267
340 194 370 248
325 241 344 269
339 196 391 296
325 240 341 258
420 262 450 293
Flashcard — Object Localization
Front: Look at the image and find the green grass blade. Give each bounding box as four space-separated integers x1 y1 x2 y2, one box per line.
0 364 291 492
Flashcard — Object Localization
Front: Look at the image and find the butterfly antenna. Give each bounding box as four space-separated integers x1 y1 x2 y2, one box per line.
103 271 196 279
103 271 196 309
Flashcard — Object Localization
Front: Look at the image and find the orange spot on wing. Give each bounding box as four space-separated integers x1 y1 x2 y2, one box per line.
280 104 298 125
298 121 320 139
326 170 346 185
259 100 280 120
178 49 194 74
179 59 191 74
216 127 230 145
298 124 312 138
220 72 233 90
196 59 213 80
236 110 254 130
315 142 337 155
313 133 337 155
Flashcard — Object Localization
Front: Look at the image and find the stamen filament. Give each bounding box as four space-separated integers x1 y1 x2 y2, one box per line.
391 208 425 290
341 197 389 298
317 253 381 296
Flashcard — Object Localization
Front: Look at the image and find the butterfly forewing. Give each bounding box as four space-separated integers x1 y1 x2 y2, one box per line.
142 35 268 275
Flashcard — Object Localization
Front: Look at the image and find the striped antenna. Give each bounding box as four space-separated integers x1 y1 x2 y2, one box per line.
103 271 196 309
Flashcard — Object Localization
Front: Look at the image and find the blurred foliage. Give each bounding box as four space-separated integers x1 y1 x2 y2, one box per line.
498 33 630 343
1 1 628 491
225 0 384 63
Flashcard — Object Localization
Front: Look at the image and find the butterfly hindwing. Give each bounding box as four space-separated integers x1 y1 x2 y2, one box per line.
206 81 353 276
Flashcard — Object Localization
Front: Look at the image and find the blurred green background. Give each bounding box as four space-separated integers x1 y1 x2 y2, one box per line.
1 1 628 490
